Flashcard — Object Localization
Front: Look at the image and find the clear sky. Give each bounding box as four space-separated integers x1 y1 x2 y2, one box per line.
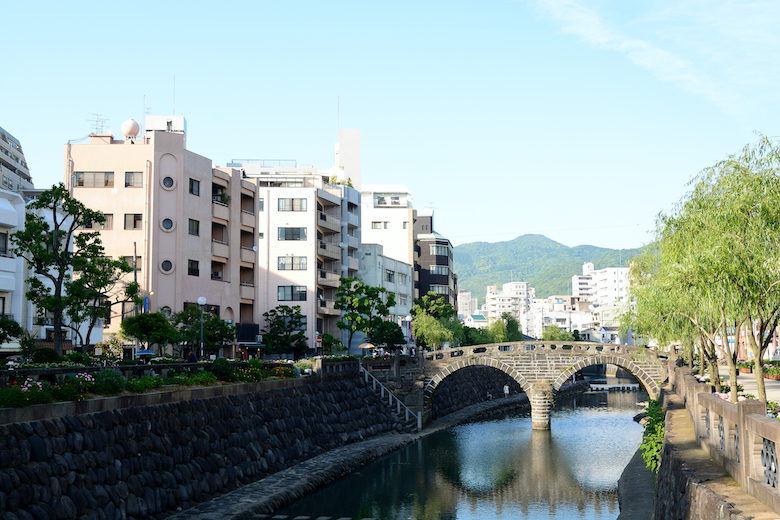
3 0 778 249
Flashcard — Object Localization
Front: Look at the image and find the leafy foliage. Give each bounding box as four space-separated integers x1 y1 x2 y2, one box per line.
321 333 346 355
335 277 395 351
211 358 234 381
368 320 406 352
120 312 177 352
542 325 575 341
170 306 236 357
261 305 308 357
640 400 665 474
92 369 127 395
411 292 462 349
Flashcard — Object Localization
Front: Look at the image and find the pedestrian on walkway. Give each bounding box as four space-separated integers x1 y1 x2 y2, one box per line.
503 384 510 398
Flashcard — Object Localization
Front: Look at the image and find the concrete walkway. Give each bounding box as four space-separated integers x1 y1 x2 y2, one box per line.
722 368 780 403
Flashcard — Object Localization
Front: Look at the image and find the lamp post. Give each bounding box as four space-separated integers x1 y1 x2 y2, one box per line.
198 296 207 360
404 314 413 356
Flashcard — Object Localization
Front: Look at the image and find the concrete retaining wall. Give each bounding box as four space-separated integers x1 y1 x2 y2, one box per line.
0 376 398 520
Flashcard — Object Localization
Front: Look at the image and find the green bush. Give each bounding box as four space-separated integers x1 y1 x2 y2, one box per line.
190 371 217 386
235 366 264 383
127 376 164 393
65 352 94 366
247 358 262 369
210 358 234 381
0 386 27 408
93 369 127 395
51 380 84 402
640 399 665 474
165 373 192 386
293 359 314 371
31 348 63 364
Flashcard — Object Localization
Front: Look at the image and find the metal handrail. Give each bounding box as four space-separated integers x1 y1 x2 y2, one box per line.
359 363 421 432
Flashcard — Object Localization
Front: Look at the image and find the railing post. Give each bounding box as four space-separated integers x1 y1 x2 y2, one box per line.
738 399 767 487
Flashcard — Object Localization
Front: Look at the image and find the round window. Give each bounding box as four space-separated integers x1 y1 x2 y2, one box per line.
161 260 173 272
162 176 174 188
162 218 173 230
160 306 172 317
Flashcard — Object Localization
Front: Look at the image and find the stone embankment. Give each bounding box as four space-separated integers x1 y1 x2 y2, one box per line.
0 378 401 520
429 365 525 419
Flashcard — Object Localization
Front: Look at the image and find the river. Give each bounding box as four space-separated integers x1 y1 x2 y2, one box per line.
277 378 647 520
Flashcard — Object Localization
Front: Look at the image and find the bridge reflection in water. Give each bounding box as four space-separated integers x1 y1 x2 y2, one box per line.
277 386 646 520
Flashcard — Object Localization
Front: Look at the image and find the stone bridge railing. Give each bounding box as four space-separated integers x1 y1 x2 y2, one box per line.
672 366 780 514
421 341 668 430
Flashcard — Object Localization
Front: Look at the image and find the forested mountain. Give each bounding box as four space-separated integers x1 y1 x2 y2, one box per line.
453 234 646 302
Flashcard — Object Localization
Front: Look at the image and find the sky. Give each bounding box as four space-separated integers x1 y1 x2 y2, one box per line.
3 0 779 250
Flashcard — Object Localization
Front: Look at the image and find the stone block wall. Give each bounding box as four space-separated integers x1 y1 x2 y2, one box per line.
0 378 397 520
430 366 525 419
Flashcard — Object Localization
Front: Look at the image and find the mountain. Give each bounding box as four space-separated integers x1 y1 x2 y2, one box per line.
453 234 646 302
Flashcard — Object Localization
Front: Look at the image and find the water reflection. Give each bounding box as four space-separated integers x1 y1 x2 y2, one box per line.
277 386 645 520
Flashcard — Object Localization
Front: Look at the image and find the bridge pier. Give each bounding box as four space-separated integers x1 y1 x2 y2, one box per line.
530 382 553 430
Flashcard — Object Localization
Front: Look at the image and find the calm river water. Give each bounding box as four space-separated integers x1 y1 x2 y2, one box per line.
277 379 646 520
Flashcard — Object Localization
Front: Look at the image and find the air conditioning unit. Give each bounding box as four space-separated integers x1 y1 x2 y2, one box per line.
212 271 222 280
255 335 263 343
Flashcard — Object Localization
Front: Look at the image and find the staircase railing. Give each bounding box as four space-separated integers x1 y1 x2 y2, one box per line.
359 363 422 432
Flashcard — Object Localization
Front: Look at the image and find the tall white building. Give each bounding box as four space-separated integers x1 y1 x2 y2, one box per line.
484 282 530 322
457 290 478 318
0 126 34 192
572 262 629 306
360 185 414 265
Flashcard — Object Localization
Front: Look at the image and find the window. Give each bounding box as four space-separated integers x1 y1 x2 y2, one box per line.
403 221 408 229
162 218 173 230
278 227 307 241
371 221 382 229
278 256 307 270
188 219 200 236
188 260 199 276
162 177 174 188
0 232 7 257
399 294 408 306
189 178 200 196
430 245 448 256
161 260 173 272
259 198 264 211
124 214 142 230
278 198 307 211
125 172 142 187
122 256 142 271
429 265 450 276
430 285 450 296
385 270 395 283
399 273 408 285
278 285 307 301
74 172 114 187
83 214 113 230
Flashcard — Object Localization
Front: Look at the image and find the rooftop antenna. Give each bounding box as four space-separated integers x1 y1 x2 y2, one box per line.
142 95 152 134
88 114 109 134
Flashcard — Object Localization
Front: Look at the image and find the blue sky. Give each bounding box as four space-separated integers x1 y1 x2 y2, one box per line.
4 0 779 249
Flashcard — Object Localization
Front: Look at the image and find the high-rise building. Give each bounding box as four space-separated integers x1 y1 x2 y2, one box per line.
457 290 478 319
360 185 414 266
572 262 629 306
0 126 34 192
413 210 457 305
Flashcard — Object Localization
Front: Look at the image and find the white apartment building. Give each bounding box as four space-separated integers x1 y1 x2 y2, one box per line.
361 243 413 350
457 290 478 319
572 262 629 306
360 185 414 266
0 126 34 192
0 189 25 355
484 282 530 322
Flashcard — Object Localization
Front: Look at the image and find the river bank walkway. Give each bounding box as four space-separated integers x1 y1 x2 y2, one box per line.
163 394 533 520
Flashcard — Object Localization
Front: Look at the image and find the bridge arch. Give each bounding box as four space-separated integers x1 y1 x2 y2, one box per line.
552 355 660 400
425 356 533 400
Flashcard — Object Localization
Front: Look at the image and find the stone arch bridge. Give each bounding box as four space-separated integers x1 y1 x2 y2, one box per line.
422 341 669 430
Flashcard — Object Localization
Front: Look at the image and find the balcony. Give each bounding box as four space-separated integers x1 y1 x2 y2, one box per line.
317 270 340 288
318 299 340 316
317 211 341 233
212 200 230 221
346 256 359 272
212 239 229 259
317 188 341 206
240 283 255 300
240 246 255 264
345 211 359 227
241 210 255 228
347 235 359 249
318 240 341 260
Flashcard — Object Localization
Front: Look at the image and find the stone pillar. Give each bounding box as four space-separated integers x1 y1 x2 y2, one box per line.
530 382 553 430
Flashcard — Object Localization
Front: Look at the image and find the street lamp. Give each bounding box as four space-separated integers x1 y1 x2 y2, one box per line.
404 315 413 355
198 296 207 360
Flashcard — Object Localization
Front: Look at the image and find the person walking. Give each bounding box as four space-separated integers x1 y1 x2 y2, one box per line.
503 383 510 398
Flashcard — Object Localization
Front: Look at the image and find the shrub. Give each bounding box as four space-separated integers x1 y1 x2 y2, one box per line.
235 367 264 383
66 352 95 366
31 348 63 364
0 386 27 408
247 358 263 369
640 399 665 474
93 369 127 395
127 376 164 393
294 359 314 371
210 358 234 381
51 380 84 402
190 371 217 386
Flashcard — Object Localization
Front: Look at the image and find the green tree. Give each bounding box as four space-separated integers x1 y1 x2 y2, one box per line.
410 291 456 321
487 319 507 342
541 324 574 341
368 320 406 353
66 255 140 349
335 277 395 351
170 306 236 358
463 326 492 346
120 312 177 353
412 314 454 350
502 312 524 341
262 305 308 357
0 317 23 345
321 333 346 356
11 184 112 355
